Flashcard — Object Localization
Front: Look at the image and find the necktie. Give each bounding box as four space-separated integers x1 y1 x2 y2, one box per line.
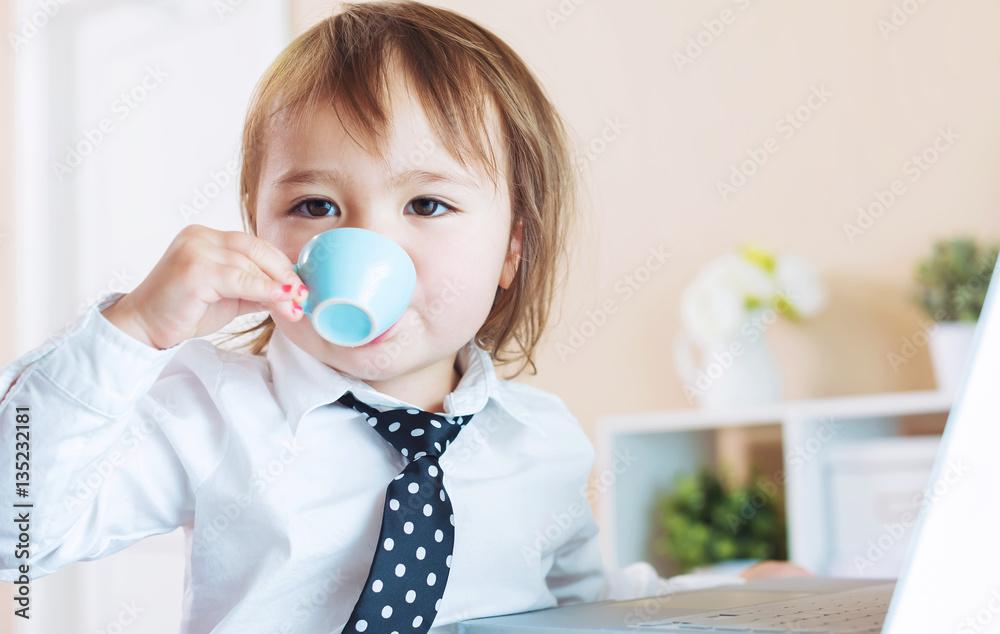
336 390 474 633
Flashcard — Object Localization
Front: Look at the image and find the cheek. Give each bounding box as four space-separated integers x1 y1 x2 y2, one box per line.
415 255 499 323
256 220 304 265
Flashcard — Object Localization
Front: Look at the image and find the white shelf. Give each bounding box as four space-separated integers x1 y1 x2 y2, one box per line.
595 389 953 577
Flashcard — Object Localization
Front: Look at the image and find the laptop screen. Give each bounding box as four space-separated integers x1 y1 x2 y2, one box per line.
883 257 1000 633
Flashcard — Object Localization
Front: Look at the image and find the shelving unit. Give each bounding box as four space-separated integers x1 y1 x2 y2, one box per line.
595 389 953 578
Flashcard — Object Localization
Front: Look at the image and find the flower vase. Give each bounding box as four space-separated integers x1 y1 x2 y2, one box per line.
674 313 783 410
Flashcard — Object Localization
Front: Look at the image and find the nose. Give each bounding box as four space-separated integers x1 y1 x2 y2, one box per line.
335 202 393 235
334 206 413 261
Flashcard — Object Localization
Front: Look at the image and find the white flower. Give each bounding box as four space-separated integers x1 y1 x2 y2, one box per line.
773 254 827 317
679 254 773 348
678 248 826 348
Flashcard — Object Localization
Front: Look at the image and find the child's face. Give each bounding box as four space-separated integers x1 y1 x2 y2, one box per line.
255 71 520 390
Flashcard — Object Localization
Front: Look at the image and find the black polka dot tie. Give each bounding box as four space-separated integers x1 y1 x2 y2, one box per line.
336 390 474 634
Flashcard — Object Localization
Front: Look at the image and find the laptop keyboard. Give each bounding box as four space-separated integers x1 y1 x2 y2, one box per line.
632 582 893 632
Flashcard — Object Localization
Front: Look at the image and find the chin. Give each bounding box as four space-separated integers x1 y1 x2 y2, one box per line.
328 336 412 380
282 316 459 381
343 352 415 383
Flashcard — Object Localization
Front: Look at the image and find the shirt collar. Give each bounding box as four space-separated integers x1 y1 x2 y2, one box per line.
265 327 546 438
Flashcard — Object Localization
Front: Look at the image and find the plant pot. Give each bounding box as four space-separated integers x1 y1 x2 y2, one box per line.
674 310 783 410
928 321 977 396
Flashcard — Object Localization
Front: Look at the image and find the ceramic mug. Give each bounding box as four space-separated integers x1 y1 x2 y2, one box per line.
291 228 416 347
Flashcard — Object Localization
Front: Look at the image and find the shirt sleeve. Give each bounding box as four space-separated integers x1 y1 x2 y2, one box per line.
0 291 197 581
544 499 748 607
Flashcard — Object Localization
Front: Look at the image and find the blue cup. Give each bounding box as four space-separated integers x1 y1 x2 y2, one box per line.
291 228 416 347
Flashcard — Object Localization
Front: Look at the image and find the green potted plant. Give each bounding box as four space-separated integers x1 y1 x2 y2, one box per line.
652 466 786 574
911 238 999 394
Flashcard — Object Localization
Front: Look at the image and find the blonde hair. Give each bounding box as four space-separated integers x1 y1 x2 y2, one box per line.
219 0 578 378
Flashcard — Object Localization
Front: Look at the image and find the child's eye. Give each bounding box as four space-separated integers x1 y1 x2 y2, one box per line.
290 198 339 218
288 197 455 218
406 197 455 218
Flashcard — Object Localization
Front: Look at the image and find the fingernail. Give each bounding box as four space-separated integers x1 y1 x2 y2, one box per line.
292 302 303 314
296 284 308 299
281 284 293 293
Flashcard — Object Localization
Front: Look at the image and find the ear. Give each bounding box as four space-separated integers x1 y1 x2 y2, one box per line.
499 218 523 290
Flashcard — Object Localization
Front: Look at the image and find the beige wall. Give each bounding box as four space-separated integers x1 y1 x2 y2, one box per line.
287 0 1000 434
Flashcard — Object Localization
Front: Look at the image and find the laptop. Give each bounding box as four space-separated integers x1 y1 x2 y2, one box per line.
457 258 1000 633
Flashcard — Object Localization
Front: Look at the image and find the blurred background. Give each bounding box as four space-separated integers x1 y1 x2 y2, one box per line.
1 0 999 631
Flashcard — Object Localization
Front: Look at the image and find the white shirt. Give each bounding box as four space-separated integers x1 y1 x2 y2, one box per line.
0 290 744 633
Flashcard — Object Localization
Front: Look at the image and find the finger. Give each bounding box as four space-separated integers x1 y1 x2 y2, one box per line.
212 265 300 319
207 248 299 305
235 299 269 317
205 245 268 279
234 298 304 320
219 231 303 291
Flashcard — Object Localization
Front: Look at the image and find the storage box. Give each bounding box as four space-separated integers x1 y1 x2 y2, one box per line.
824 435 941 578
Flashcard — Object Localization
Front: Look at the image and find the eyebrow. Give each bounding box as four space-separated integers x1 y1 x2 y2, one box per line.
272 166 480 191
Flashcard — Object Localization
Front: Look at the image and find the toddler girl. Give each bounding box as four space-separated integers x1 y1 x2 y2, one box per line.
0 2 801 632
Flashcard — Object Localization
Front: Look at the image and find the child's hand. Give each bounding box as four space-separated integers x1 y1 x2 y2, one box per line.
101 224 307 350
738 560 814 580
